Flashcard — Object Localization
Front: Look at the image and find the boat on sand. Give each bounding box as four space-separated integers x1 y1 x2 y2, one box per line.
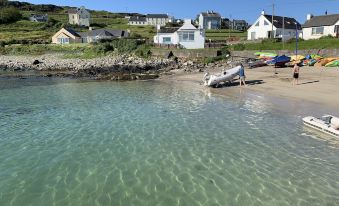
204 66 241 87
303 115 339 138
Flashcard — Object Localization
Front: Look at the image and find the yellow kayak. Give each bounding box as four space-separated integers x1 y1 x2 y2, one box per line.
289 55 305 61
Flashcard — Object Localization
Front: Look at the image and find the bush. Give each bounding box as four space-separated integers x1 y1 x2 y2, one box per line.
203 56 224 64
286 38 304 44
220 46 230 55
233 43 246 51
0 7 22 24
134 45 151 58
319 35 335 39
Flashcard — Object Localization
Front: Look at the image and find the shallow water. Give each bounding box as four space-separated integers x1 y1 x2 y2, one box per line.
0 78 338 206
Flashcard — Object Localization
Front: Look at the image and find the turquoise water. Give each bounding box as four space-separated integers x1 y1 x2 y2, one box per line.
0 78 338 206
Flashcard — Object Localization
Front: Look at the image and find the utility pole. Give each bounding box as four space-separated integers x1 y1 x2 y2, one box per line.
271 2 275 39
229 14 232 39
282 16 285 49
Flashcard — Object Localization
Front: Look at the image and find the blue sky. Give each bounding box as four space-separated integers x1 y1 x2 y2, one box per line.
24 0 339 23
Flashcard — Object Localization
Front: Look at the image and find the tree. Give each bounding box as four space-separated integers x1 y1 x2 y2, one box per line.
0 7 22 24
0 0 8 7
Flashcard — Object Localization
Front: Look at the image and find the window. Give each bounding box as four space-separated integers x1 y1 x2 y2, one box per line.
163 37 171 44
312 27 324 35
255 21 259 26
264 20 269 26
178 31 195 42
57 37 70 44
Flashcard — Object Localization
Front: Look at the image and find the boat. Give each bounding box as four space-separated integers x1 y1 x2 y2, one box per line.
204 66 241 87
303 115 339 138
266 55 291 67
325 60 339 67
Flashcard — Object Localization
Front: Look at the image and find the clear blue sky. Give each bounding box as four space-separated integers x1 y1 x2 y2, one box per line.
24 0 339 23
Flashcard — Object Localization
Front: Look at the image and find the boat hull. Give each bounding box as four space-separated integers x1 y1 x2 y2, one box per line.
303 116 339 138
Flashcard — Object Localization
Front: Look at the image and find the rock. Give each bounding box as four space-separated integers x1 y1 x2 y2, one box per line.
32 60 40 65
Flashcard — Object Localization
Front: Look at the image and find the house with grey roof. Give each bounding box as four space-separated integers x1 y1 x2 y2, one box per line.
128 16 147 25
232 20 248 31
146 14 172 26
29 14 48 22
302 14 339 40
128 14 173 26
52 28 129 44
68 6 90 27
247 11 302 41
198 11 221 29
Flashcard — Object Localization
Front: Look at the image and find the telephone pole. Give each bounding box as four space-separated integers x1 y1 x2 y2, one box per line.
271 2 275 39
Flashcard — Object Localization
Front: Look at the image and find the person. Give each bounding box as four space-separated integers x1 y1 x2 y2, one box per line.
292 63 300 85
239 63 247 86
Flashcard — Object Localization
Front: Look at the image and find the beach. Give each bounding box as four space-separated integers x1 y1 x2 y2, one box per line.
162 65 339 111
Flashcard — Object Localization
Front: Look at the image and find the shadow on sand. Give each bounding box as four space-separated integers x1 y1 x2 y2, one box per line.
215 80 265 88
300 80 320 85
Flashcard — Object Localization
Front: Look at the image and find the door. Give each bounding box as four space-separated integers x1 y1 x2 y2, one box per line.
335 25 339 38
251 32 256 40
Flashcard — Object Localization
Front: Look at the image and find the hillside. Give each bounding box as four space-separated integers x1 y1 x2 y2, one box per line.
0 0 155 43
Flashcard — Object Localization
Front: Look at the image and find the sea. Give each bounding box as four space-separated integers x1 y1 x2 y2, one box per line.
0 78 338 206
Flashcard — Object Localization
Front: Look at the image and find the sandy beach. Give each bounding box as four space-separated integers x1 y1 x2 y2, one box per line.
161 65 339 112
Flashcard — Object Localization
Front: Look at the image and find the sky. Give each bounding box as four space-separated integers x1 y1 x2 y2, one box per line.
24 0 339 23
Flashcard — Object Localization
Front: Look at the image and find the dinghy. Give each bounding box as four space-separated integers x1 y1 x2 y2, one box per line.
303 115 339 138
204 66 241 87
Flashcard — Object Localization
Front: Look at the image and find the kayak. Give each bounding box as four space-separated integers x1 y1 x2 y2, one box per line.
266 55 291 67
325 60 339 67
289 55 305 61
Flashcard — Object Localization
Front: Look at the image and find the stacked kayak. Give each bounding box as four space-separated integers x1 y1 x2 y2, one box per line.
325 60 339 67
255 52 277 59
315 58 338 67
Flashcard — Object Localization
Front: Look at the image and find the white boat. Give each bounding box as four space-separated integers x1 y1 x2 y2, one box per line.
303 115 339 138
204 66 241 87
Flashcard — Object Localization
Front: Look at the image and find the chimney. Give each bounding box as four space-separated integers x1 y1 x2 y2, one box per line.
306 14 313 20
261 10 265 15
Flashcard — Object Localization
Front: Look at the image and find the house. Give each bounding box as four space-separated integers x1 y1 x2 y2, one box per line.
128 16 147 25
52 28 82 44
29 14 48 22
52 28 129 44
199 11 221 29
247 11 302 41
68 6 90 27
232 20 248 31
154 19 205 49
302 14 339 40
146 14 172 26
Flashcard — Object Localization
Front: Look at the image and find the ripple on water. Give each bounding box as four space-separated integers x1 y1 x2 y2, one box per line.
0 80 339 206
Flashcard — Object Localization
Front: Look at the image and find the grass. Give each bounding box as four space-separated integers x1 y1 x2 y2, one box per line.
0 9 155 44
205 29 247 41
231 38 339 51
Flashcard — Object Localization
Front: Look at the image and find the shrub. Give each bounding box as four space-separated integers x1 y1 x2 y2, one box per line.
319 35 335 39
134 45 151 58
220 46 231 55
0 7 22 24
233 43 246 51
203 56 224 64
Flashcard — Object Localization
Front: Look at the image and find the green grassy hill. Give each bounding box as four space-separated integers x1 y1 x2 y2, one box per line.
0 1 155 43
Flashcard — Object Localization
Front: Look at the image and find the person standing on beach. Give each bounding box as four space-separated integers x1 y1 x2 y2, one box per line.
292 63 300 85
239 63 247 86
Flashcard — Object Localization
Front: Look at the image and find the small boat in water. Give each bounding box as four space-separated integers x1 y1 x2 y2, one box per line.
204 66 241 87
303 115 339 138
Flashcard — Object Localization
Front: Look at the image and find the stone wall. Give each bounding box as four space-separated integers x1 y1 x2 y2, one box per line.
151 49 219 59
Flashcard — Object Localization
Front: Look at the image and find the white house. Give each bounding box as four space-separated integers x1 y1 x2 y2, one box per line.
247 11 302 41
199 11 221 29
154 19 205 49
128 16 147 25
29 14 48 22
302 14 339 40
68 6 90 27
146 14 172 26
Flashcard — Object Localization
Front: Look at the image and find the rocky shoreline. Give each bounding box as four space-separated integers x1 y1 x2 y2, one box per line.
0 54 240 80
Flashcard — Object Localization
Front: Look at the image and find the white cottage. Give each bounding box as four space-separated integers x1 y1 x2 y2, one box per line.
247 11 302 41
302 14 339 40
154 19 205 49
198 11 221 29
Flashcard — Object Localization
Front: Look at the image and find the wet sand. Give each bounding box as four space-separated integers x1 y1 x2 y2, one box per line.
160 66 339 114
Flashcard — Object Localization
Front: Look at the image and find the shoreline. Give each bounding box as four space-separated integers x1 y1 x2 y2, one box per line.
159 66 339 115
